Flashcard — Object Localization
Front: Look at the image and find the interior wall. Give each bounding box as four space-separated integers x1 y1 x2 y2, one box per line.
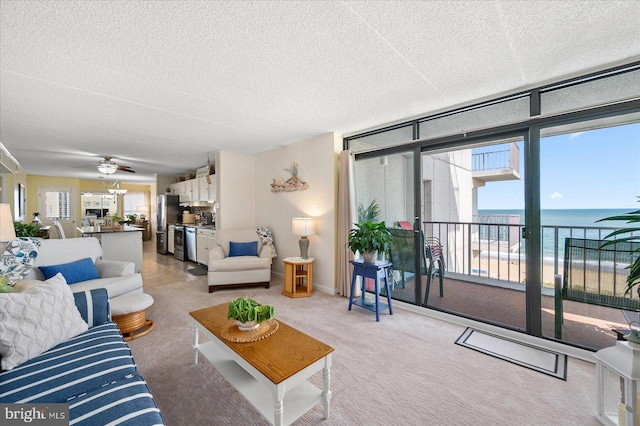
216 150 255 230
254 132 341 292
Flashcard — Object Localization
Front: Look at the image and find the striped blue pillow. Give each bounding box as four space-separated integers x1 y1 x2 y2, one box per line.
39 257 100 284
73 288 110 327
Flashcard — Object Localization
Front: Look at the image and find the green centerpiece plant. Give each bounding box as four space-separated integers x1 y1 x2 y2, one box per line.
227 296 274 331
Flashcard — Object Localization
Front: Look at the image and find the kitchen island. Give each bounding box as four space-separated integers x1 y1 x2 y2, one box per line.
76 226 143 272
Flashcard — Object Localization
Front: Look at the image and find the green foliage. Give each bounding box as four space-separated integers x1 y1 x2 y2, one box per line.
13 221 40 237
347 221 392 256
598 197 640 298
111 215 124 224
126 214 138 223
227 296 274 324
358 200 381 223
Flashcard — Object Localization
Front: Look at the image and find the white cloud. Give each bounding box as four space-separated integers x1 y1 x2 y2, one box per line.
549 192 564 199
568 132 584 140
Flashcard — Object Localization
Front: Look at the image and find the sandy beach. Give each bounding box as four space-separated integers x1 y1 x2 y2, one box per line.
472 253 632 293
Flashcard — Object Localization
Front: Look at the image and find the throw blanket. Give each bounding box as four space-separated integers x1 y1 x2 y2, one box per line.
1 237 41 285
255 226 277 258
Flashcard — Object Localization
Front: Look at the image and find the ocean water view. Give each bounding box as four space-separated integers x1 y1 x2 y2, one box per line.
478 208 638 228
477 208 639 261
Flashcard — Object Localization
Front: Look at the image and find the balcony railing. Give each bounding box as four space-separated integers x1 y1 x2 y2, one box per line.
423 220 638 288
472 142 520 174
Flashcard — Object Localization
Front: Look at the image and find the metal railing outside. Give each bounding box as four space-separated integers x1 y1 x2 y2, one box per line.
423 221 637 287
471 142 520 172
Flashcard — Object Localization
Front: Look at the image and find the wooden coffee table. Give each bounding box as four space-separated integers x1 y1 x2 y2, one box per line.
189 303 334 426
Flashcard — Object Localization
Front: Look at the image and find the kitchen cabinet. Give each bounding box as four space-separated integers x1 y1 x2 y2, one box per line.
188 179 199 202
196 228 217 265
170 174 216 203
198 175 216 202
168 182 179 197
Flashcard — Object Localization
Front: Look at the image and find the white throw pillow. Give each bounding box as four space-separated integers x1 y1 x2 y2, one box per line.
0 273 88 370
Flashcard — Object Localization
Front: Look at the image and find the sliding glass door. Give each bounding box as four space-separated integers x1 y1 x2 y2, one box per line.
347 63 640 350
354 149 421 304
539 119 640 349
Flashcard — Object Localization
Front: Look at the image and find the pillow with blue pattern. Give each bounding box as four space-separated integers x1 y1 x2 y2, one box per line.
229 241 258 257
39 257 100 284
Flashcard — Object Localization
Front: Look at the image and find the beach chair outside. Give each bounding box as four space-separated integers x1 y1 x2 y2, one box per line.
387 228 445 305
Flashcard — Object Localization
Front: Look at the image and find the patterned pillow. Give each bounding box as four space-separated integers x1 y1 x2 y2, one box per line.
0 273 88 370
255 226 277 258
0 237 41 286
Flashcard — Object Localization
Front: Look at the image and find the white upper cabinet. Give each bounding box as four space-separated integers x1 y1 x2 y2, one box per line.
170 175 216 203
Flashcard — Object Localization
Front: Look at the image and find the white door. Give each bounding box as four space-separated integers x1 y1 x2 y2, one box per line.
38 186 77 238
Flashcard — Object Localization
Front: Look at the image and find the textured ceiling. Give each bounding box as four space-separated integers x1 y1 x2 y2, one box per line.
1 1 639 183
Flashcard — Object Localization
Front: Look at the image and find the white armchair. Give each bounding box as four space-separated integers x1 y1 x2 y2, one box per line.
207 229 273 293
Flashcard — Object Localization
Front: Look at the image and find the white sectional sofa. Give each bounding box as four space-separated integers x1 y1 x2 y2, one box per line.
19 237 143 302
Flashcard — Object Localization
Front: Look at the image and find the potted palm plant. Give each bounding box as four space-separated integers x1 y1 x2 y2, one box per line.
347 221 392 263
227 296 274 331
598 198 640 298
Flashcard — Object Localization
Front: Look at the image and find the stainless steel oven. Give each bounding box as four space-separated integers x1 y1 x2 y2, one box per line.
174 225 185 261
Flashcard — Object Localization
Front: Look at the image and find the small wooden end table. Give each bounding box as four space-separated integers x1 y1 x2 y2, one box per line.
282 257 314 298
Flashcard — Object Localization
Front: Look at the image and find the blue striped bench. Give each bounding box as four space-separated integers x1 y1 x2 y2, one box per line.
0 288 164 425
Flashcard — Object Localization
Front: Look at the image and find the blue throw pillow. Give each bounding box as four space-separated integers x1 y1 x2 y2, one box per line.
229 241 259 257
39 257 100 284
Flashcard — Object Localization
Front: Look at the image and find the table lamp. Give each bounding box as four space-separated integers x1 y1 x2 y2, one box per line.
292 217 316 259
0 203 16 250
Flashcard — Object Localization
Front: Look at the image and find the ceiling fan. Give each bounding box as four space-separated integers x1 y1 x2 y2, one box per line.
80 156 136 175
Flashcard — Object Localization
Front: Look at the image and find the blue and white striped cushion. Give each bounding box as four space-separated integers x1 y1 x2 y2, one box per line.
73 288 110 327
68 375 164 426
0 323 137 403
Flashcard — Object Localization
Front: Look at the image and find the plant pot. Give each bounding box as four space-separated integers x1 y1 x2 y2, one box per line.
235 320 260 332
362 251 377 263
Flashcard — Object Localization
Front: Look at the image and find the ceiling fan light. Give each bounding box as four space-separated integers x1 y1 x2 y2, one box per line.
98 161 117 175
108 182 127 195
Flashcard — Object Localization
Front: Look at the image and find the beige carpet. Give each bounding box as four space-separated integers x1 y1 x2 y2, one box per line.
128 274 599 426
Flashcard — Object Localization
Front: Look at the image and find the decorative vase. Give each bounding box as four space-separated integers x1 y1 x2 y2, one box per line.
235 320 260 332
32 214 41 224
362 251 377 263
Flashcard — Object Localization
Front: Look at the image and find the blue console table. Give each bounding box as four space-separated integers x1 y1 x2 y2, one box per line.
348 260 393 322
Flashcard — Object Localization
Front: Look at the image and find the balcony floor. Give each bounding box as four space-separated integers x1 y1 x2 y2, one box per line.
385 274 630 350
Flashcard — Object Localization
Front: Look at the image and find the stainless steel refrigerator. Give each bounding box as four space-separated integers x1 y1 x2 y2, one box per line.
156 194 180 254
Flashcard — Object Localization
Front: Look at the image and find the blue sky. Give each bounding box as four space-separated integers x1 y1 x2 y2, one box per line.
477 122 640 210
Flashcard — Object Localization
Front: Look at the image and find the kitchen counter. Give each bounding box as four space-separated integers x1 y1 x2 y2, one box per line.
76 226 143 272
77 225 145 235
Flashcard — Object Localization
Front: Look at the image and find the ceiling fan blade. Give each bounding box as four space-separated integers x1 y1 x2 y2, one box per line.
117 166 136 173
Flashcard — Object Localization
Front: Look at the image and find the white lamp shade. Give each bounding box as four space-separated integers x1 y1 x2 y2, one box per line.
0 203 16 242
292 217 316 237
